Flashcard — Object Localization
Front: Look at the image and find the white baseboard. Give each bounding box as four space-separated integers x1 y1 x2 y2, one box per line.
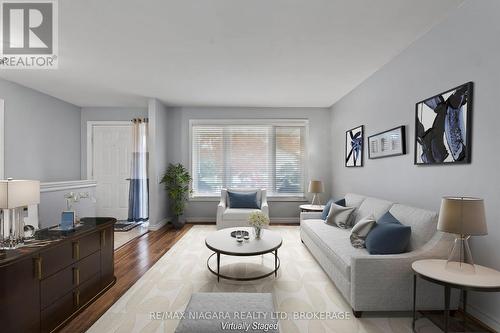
466 303 500 332
185 217 299 224
148 218 169 231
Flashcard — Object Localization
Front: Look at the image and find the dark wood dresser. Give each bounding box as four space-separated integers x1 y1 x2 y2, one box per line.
0 217 116 333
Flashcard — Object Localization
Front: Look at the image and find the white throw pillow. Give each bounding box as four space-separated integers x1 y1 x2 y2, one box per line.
325 203 355 228
350 214 376 248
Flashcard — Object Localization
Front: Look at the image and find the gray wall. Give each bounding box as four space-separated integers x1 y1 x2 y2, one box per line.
39 186 97 228
167 106 332 222
148 99 169 228
330 0 500 328
0 78 81 181
80 107 148 178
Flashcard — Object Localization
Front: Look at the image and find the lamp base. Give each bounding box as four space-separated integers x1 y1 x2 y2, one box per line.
311 194 322 206
446 235 475 273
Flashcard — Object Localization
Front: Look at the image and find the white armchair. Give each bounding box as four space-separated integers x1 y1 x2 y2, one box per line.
216 189 269 229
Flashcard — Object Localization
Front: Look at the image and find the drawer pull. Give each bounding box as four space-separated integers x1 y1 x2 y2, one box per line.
73 241 80 260
74 290 80 307
73 267 80 285
35 257 42 280
101 230 106 248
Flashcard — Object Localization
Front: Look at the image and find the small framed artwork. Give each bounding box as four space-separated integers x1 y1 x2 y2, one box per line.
415 82 473 165
60 211 76 230
368 126 406 159
345 125 364 167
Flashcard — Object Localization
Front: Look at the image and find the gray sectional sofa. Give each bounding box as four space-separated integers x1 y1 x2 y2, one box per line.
300 193 458 317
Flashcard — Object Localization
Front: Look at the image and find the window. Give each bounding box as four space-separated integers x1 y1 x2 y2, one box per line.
191 120 307 198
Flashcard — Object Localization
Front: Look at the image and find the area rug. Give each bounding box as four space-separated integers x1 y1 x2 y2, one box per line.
89 226 440 333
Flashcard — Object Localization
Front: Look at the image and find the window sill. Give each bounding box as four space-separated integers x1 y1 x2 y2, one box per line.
189 196 308 203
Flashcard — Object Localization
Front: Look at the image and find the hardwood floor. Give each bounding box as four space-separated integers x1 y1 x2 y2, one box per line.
60 224 192 333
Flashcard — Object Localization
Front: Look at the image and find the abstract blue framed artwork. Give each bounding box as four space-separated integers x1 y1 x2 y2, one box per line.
415 82 473 165
345 125 364 167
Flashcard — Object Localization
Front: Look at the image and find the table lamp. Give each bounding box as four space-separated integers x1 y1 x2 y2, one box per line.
0 180 40 249
308 180 324 206
437 196 487 272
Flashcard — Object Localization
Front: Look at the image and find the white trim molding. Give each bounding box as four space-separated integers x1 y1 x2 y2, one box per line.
41 180 97 193
467 303 500 332
148 218 169 231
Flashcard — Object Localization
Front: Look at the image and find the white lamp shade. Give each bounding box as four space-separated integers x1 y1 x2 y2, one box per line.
0 180 40 209
437 196 487 236
308 180 324 194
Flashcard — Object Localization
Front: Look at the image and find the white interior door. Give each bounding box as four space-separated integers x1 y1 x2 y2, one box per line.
92 124 133 220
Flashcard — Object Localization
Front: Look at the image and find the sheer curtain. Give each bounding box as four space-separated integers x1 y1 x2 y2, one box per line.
128 118 149 222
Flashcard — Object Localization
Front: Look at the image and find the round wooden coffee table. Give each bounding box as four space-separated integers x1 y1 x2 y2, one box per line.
205 227 282 282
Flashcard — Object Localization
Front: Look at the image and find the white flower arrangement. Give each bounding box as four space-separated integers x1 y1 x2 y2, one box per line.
248 211 270 228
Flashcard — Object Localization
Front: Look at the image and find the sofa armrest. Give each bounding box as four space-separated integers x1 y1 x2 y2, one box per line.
350 232 456 311
300 212 323 221
216 194 227 227
261 202 269 217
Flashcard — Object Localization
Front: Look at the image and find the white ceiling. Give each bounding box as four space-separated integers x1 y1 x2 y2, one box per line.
0 0 463 108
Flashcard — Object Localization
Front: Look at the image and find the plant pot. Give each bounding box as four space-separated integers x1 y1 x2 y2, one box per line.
171 215 185 229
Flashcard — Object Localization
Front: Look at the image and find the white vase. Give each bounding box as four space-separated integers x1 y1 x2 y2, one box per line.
254 227 262 239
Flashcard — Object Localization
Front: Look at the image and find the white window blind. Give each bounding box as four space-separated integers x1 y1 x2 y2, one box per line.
191 122 306 197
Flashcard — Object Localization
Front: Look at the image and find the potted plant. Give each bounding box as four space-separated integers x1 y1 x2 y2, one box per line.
160 163 192 229
248 211 270 239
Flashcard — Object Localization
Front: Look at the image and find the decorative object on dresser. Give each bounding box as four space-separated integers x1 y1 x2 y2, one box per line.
412 259 500 333
437 196 487 272
345 125 364 167
0 217 116 333
415 82 473 165
368 126 406 159
308 180 324 205
0 179 40 249
299 204 325 212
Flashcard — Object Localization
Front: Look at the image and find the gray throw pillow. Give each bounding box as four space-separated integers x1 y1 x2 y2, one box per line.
325 203 355 228
350 214 376 248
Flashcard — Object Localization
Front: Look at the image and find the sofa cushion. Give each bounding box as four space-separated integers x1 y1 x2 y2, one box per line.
321 198 346 220
223 208 260 221
365 215 411 254
301 219 368 279
325 204 355 228
389 204 438 251
321 199 334 220
353 197 394 224
227 191 260 209
350 214 376 248
345 193 366 209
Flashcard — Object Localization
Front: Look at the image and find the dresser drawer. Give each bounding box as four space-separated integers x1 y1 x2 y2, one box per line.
41 291 76 333
75 231 101 260
40 251 101 309
39 242 75 279
77 273 101 308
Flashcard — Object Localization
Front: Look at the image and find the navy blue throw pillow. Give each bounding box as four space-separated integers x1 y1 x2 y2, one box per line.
335 198 346 207
321 198 346 220
377 211 401 225
227 191 260 209
365 213 411 254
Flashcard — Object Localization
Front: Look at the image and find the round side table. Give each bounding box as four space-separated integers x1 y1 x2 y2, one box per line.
299 204 325 212
412 259 500 333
